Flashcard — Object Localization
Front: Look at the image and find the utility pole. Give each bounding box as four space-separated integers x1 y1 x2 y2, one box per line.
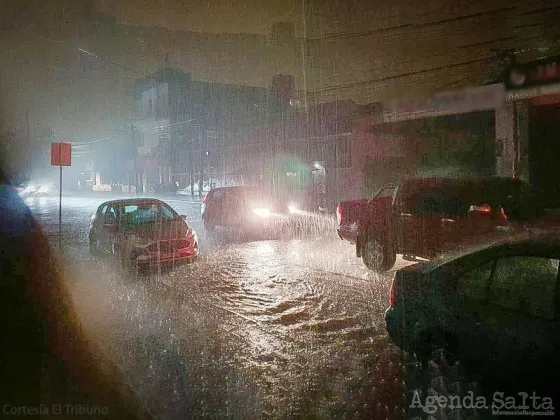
25 110 31 144
300 0 311 163
512 100 519 179
0 69 4 132
25 110 32 177
131 124 139 194
189 140 194 196
199 126 206 197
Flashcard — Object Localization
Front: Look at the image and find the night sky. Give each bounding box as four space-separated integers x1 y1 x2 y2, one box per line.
94 0 297 35
1 0 559 172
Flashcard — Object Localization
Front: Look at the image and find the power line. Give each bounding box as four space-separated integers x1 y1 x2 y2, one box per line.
70 116 207 151
71 133 121 147
309 56 496 94
311 32 554 93
77 47 144 76
41 37 151 77
308 23 412 42
517 5 560 16
308 7 516 42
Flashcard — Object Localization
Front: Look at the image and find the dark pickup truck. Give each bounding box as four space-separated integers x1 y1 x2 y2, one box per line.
336 176 557 272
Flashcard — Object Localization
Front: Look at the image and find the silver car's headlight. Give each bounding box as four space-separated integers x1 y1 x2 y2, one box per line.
288 204 299 214
252 207 271 218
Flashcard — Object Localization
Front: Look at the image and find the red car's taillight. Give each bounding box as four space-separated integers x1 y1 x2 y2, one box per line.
336 204 343 226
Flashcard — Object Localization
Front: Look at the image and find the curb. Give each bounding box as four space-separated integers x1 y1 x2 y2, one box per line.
60 192 204 202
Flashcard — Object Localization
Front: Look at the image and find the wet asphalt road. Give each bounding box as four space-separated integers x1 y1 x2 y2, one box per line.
25 194 410 419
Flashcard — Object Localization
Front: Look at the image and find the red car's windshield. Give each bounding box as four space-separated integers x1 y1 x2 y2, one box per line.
121 202 179 225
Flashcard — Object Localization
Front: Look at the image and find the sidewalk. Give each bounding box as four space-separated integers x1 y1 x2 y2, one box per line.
63 190 204 202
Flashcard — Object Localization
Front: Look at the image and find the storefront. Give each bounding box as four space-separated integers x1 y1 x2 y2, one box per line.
502 54 560 200
353 84 504 197
528 100 560 199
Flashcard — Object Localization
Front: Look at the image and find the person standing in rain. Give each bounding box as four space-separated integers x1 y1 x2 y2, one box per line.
0 164 154 419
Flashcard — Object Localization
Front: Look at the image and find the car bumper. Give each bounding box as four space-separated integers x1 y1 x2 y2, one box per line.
136 249 198 266
337 227 357 243
248 213 328 234
385 308 413 353
243 214 295 231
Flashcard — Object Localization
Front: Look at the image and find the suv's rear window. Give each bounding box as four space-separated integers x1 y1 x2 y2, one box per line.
411 186 468 217
407 179 547 220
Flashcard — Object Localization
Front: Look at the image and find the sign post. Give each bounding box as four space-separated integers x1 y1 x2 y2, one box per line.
51 142 72 247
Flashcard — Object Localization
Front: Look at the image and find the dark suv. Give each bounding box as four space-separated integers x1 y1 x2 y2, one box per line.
385 233 560 393
201 186 298 236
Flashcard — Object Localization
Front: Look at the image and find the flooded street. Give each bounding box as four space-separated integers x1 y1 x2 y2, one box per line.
5 1 560 417
27 195 407 419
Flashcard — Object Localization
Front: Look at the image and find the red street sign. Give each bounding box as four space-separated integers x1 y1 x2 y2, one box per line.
51 142 72 166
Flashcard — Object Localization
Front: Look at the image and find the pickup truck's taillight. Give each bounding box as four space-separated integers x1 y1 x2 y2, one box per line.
389 279 396 308
336 204 343 226
469 204 492 214
498 206 508 226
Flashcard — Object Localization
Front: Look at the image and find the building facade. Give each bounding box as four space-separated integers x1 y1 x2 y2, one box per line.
133 68 290 193
132 67 367 206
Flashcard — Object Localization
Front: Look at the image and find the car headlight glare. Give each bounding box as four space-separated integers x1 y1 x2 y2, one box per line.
252 207 271 218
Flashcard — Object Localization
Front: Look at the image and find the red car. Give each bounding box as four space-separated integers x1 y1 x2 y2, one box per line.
89 198 198 270
337 176 557 272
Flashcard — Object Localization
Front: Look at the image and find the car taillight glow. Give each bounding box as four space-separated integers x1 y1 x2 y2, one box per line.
336 204 343 226
498 206 509 226
469 204 492 214
389 280 396 308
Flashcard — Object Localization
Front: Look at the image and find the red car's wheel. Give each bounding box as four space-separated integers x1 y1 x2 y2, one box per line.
89 235 102 256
